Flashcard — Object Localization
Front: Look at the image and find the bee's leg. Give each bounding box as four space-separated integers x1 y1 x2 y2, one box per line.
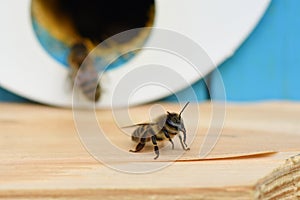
178 134 190 151
162 129 174 149
130 137 146 153
151 135 159 160
181 126 187 144
180 129 188 147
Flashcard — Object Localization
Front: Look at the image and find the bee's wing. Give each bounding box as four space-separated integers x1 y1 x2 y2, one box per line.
121 123 157 129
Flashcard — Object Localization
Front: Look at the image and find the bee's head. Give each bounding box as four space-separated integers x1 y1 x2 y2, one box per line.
165 102 190 129
166 112 185 132
167 112 181 123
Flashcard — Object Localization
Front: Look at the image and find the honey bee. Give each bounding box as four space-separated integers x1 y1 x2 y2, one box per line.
124 102 190 159
68 42 101 102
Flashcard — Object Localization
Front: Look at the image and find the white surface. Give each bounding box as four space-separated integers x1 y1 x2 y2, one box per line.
0 0 270 108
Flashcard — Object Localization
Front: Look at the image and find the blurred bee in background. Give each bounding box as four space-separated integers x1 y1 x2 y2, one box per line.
68 42 101 102
124 102 190 159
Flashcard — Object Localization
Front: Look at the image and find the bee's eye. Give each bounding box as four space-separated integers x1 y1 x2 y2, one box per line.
171 116 179 123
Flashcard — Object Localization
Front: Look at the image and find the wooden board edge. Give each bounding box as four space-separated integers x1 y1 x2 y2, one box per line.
255 154 300 199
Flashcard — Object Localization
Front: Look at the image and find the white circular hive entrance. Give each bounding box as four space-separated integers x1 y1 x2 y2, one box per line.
0 0 270 107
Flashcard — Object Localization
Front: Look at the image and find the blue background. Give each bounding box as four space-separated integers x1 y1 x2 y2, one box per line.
1 0 299 103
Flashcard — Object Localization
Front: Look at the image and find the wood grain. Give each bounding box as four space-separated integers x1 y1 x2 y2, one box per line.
0 102 300 199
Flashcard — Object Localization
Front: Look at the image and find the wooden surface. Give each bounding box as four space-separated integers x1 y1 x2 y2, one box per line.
0 102 300 199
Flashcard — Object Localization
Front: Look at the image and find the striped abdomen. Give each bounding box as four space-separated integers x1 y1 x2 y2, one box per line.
68 42 101 102
131 125 152 142
74 62 101 102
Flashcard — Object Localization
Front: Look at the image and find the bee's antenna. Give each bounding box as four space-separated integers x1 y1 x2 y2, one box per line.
179 102 190 117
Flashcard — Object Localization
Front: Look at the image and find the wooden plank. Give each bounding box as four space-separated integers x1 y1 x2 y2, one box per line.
0 102 299 199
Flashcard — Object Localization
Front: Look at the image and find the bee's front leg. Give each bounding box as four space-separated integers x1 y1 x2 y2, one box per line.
178 134 190 151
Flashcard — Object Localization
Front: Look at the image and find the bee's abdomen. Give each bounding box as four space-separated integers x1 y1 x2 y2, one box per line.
76 67 101 101
131 125 151 142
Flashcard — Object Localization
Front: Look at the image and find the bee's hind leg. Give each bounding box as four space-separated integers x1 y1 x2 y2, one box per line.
130 137 146 153
151 135 160 160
